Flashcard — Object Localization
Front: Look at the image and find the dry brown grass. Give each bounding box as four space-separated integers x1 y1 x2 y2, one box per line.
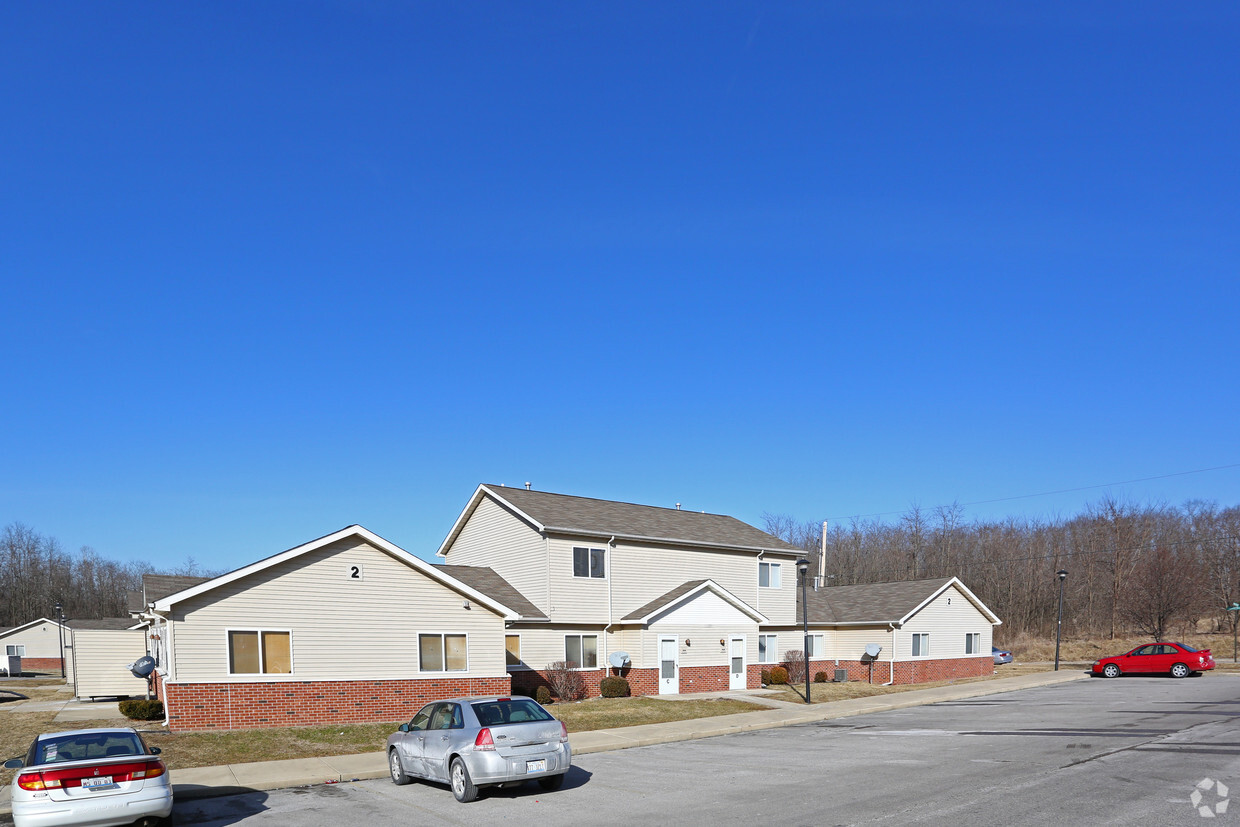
544 696 764 731
999 631 1239 664
764 662 1055 704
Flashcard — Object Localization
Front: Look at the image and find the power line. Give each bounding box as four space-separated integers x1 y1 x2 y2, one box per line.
826 462 1240 521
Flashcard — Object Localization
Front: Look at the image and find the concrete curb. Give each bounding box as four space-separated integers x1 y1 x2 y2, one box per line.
1 670 1091 813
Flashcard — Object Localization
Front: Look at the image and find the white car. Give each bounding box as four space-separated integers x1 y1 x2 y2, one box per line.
4 727 172 827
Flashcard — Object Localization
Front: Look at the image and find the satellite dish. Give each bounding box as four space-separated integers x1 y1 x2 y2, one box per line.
608 651 631 669
128 656 156 679
862 644 882 661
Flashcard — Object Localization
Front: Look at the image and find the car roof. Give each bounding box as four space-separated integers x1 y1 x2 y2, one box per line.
35 727 139 741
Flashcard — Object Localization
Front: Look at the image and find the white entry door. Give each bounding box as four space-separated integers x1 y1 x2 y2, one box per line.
659 636 679 695
729 636 746 690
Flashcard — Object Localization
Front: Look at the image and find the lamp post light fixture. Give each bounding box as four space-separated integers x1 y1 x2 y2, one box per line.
1054 570 1067 672
797 558 811 704
54 602 65 679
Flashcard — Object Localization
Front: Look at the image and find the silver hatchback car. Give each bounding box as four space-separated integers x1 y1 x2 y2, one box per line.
387 696 571 802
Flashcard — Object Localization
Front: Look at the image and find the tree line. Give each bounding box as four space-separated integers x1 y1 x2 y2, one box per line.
764 496 1240 642
0 523 213 627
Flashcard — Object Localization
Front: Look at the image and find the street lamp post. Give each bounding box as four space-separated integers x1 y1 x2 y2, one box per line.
1227 602 1240 663
54 602 65 679
1054 570 1067 672
797 558 811 704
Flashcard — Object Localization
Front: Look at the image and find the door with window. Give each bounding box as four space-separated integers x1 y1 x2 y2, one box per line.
659 636 679 694
729 636 746 690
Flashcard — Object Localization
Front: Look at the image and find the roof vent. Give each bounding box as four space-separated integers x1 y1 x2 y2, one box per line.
525 482 531 490
676 502 681 510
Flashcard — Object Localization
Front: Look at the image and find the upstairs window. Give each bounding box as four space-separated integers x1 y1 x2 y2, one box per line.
573 547 605 578
758 561 782 589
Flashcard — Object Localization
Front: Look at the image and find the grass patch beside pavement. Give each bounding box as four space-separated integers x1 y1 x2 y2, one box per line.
765 663 1061 704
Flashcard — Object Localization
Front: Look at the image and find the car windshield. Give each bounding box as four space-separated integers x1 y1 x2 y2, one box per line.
34 732 145 765
471 699 555 726
1175 642 1198 652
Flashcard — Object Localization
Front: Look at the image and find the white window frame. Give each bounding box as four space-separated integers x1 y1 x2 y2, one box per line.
418 632 469 673
564 634 599 669
912 633 930 658
758 561 782 589
758 634 779 664
505 633 528 671
965 633 981 655
808 634 825 659
572 546 606 579
226 628 294 676
6 644 26 657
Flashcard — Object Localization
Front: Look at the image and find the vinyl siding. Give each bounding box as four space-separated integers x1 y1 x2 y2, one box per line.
0 621 65 658
442 495 549 612
645 625 758 668
897 585 995 659
832 627 896 660
72 629 148 699
506 624 608 672
546 536 798 624
168 538 507 682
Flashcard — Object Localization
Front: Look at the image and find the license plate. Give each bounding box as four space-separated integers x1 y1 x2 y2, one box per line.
526 759 547 773
81 776 115 789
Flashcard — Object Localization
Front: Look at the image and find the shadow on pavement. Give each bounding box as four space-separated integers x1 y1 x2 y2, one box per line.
173 789 270 826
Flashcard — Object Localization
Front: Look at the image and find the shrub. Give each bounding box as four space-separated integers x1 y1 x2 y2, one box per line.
545 660 586 701
768 666 788 685
119 699 164 721
814 671 828 683
784 650 807 685
535 685 553 705
599 676 630 698
760 669 771 685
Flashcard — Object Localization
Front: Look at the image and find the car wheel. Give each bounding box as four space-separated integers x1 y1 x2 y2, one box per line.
1171 663 1190 678
450 757 478 803
389 750 411 786
538 773 565 791
1102 663 1121 678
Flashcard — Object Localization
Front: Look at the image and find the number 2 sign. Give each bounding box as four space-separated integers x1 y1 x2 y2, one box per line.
347 564 364 581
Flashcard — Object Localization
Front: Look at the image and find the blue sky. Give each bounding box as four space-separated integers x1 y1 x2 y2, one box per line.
3 2 1237 572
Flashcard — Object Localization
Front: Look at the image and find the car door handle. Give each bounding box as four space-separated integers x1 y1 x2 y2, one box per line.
440 735 450 741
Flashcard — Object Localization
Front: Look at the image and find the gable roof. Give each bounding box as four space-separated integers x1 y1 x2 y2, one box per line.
0 617 71 638
150 525 524 620
799 576 1002 626
621 579 769 624
439 565 548 621
438 485 804 557
128 575 212 614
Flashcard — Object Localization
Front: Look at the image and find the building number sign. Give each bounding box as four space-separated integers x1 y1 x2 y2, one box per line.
348 564 364 581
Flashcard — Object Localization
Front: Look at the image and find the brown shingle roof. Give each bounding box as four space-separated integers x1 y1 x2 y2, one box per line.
800 577 954 625
480 486 802 554
439 565 548 620
621 580 710 622
65 617 143 630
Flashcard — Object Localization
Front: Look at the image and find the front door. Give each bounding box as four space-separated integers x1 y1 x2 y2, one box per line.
659 636 679 695
729 636 747 690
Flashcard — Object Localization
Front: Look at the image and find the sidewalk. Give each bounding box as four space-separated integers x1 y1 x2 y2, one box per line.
1 670 1088 814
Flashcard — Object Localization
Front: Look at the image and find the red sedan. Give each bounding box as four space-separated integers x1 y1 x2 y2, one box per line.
1092 642 1215 678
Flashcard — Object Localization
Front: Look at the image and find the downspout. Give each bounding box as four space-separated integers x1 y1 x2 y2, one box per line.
544 534 553 616
603 537 616 679
755 550 764 616
142 609 173 727
882 623 897 686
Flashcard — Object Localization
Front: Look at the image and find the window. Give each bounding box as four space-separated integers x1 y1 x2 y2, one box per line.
758 561 782 589
505 634 523 669
419 633 468 672
965 633 981 654
564 634 598 668
809 634 825 658
912 633 929 657
572 547 605 578
6 645 26 657
758 634 779 664
228 630 292 674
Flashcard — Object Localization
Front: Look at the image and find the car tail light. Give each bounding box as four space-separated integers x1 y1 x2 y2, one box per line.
558 721 569 744
474 728 495 751
19 759 166 790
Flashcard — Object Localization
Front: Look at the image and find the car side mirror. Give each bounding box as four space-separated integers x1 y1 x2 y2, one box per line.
3 758 24 769
398 724 409 732
150 747 161 755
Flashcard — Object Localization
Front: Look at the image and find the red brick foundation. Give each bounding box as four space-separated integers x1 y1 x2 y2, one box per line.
791 657 991 686
513 664 745 698
13 657 63 672
163 676 512 731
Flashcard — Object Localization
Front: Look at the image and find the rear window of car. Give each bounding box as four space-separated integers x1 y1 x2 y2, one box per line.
35 732 145 765
471 699 555 726
1175 642 1198 653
